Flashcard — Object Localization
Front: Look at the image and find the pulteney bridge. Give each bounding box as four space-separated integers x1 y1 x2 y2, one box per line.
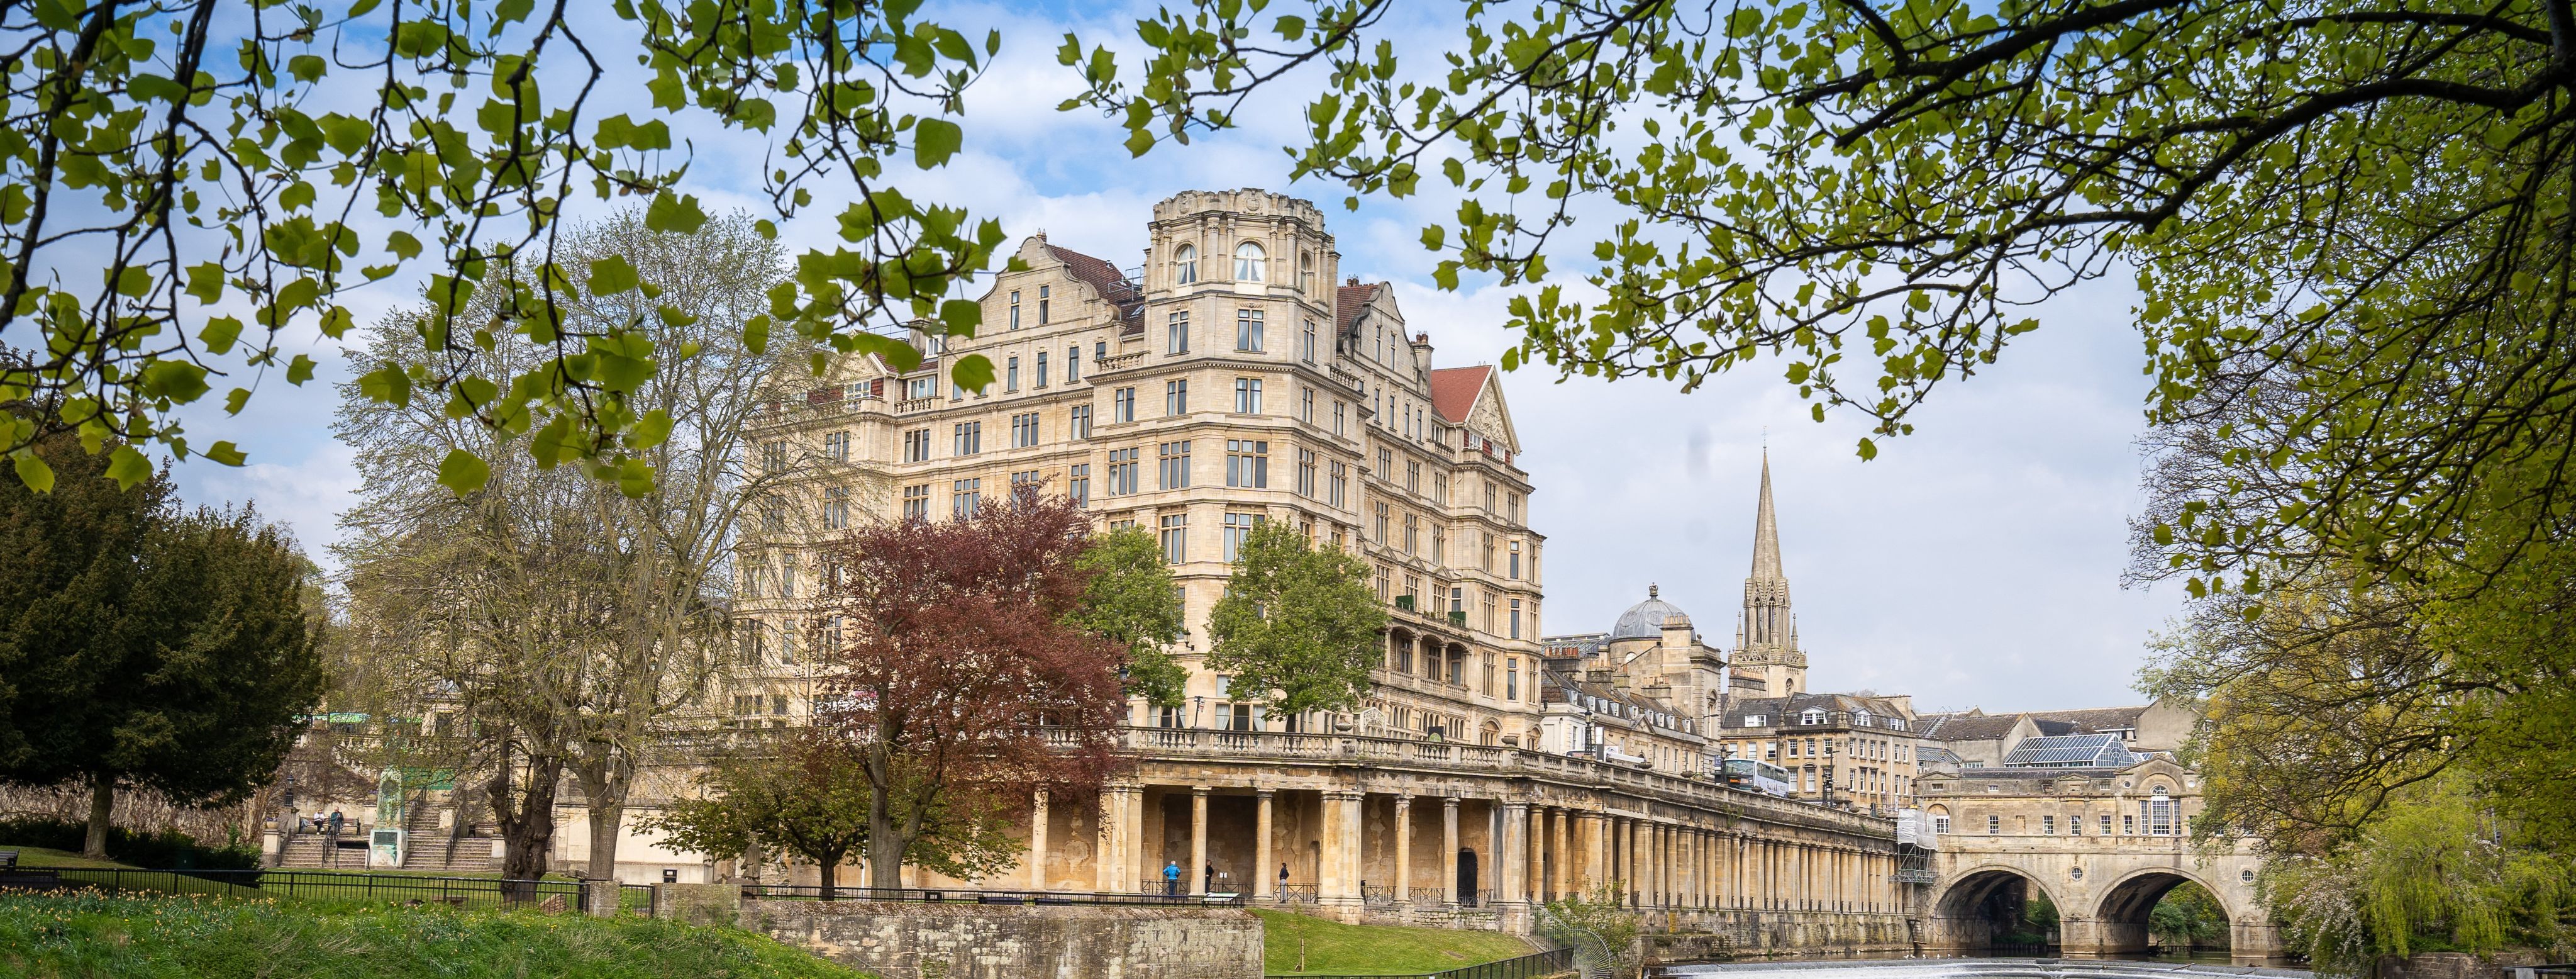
1908 757 2281 959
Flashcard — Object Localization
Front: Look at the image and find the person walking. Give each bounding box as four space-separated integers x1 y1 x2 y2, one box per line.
1162 859 1182 897
327 809 345 835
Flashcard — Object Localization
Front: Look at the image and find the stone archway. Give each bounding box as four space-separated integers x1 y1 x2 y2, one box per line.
1924 865 2062 953
2079 866 2235 956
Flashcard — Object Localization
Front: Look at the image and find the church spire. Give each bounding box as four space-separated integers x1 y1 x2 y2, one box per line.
1750 449 1785 581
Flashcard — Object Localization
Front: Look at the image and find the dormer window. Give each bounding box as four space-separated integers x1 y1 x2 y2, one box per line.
1235 240 1267 282
1743 714 1765 727
1174 243 1197 284
1800 709 1826 725
1854 710 1872 726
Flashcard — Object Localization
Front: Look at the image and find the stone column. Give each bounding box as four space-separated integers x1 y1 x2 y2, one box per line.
1190 786 1211 896
1255 789 1276 900
1441 797 1461 907
1527 805 1546 903
1579 812 1606 895
1499 802 1529 906
1651 823 1667 907
1321 790 1363 904
1096 786 1125 892
1549 807 1571 899
1028 788 1050 891
1394 794 1414 903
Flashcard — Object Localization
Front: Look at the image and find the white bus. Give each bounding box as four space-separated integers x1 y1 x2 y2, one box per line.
1721 758 1795 797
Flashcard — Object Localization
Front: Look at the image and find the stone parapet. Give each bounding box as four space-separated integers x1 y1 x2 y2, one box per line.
738 899 1262 979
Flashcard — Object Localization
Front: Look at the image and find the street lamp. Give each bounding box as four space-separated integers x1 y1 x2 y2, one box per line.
1821 740 1837 808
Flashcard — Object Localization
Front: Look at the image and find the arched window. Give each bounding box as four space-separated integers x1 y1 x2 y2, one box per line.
1235 240 1267 282
1173 243 1197 284
1300 250 1314 293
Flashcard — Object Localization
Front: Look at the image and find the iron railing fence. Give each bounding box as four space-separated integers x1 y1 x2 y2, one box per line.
1263 947 1574 979
740 884 1244 907
9 868 592 912
1275 883 1320 903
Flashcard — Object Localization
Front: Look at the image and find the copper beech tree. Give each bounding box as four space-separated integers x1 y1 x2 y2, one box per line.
810 495 1128 890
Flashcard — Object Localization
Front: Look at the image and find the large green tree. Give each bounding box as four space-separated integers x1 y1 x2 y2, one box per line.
1068 525 1190 710
644 730 875 898
1204 522 1386 719
0 425 323 856
1070 0 2576 602
1 1 1009 495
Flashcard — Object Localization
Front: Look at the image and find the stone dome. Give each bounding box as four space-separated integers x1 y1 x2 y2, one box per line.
1607 585 1685 642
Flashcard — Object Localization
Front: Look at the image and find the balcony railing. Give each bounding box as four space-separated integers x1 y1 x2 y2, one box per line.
1108 725 1891 835
1095 352 1148 372
894 396 937 413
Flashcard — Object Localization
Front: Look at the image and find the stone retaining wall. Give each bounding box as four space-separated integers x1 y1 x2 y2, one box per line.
735 898 1263 979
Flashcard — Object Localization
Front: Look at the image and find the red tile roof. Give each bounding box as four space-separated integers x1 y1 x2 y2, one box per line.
1336 282 1380 333
1044 243 1141 320
1428 365 1492 423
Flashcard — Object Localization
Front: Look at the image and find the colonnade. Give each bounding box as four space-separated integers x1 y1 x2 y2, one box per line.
1053 783 1901 915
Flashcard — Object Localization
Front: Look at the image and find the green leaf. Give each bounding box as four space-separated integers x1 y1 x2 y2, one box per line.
197 316 244 355
437 449 491 496
645 191 708 233
949 353 996 393
386 230 423 259
357 365 412 406
587 254 640 295
204 441 248 466
142 361 211 403
286 354 317 385
224 388 252 415
11 452 54 493
914 118 962 168
105 446 152 490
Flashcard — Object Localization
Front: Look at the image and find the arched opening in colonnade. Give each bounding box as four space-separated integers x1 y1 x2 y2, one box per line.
1929 868 2061 954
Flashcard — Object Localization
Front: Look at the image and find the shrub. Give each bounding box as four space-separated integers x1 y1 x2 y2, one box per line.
0 815 260 870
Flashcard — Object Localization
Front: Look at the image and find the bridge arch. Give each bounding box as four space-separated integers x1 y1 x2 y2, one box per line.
2087 864 2238 954
1925 863 2063 953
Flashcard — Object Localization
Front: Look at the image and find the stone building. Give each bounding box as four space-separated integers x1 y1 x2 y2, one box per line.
701 189 1909 944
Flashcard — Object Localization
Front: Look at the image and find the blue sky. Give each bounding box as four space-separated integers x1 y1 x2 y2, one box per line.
158 1 2179 715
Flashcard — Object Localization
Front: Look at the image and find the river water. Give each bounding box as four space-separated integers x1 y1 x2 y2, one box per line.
1658 955 2311 978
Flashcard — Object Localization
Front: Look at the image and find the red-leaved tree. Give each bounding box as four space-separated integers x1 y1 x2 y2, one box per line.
812 494 1128 890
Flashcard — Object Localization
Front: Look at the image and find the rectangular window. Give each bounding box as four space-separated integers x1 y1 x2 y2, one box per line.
1068 464 1091 507
1233 377 1262 414
2043 815 2056 835
1509 598 1523 639
902 484 929 522
951 478 981 520
1509 541 1522 579
1302 318 1316 363
1113 387 1135 423
952 421 982 456
1405 461 1420 494
1107 447 1140 496
1432 527 1446 566
1009 289 1020 330
2123 814 2135 834
906 376 936 401
760 440 787 473
1225 439 1269 488
1506 659 1519 700
1159 513 1187 564
1989 815 2001 835
1295 448 1316 497
1372 502 1389 542
2101 815 2114 835
823 486 850 530
1011 412 1040 448
903 428 930 462
1449 586 1463 615
1333 401 1346 437
1006 356 1019 392
1507 492 1522 523
1069 404 1093 440
1300 388 1314 424
1433 472 1448 503
1165 379 1188 416
1223 512 1263 561
1402 513 1418 555
1167 311 1189 354
2070 814 2083 836
1236 308 1264 351
1067 345 1080 383
1035 351 1048 388
1158 440 1192 490
779 559 796 597
1038 284 1050 324
1328 462 1347 508
824 430 849 461
1010 469 1043 500
1376 447 1392 481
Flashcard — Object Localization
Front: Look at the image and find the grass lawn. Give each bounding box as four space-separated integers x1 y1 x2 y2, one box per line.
1253 909 1538 976
3 846 133 870
0 891 875 978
